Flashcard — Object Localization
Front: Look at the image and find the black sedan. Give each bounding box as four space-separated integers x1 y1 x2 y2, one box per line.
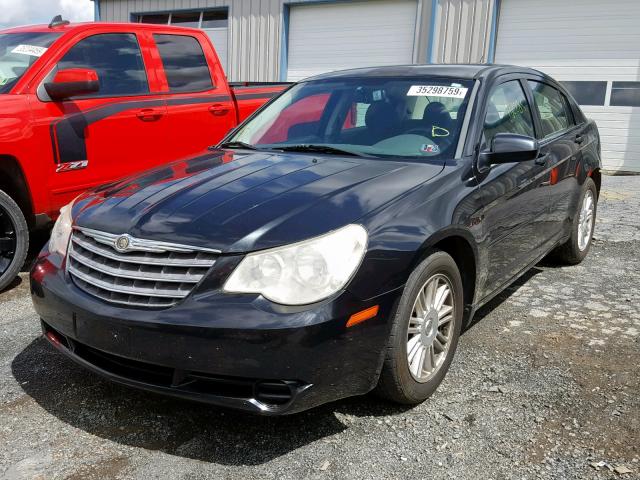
31 65 601 414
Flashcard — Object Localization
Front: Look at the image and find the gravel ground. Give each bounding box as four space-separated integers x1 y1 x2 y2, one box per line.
1 176 638 480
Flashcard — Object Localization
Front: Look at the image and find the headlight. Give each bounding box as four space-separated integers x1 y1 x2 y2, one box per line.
49 200 75 256
224 224 368 305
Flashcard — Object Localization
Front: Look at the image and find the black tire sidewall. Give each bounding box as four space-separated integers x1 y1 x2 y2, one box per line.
568 178 598 263
0 189 29 291
388 251 464 403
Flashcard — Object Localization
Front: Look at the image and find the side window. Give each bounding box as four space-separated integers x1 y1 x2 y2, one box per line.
528 81 573 137
154 34 213 93
57 33 148 97
483 80 535 145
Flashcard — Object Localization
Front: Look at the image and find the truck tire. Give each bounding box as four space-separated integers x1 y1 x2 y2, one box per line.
375 251 463 404
0 189 29 291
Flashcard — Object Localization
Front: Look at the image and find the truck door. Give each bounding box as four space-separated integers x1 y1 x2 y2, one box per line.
29 31 171 207
151 32 236 160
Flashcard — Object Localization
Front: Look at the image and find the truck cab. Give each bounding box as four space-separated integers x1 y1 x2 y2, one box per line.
0 20 288 290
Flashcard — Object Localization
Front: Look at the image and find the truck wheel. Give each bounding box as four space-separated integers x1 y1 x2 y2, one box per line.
0 189 29 291
551 178 598 265
375 251 463 405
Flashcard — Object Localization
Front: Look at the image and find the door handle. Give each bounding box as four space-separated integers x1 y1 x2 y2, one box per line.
209 104 230 116
575 134 585 144
535 153 549 166
136 108 164 122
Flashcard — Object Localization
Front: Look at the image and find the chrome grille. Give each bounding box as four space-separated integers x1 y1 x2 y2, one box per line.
68 228 218 308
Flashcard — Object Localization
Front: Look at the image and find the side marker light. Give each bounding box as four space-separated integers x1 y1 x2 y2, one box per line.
346 305 379 328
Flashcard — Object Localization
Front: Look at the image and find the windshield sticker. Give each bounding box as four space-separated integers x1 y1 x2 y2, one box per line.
421 144 440 154
0 77 9 86
11 44 48 57
407 85 468 98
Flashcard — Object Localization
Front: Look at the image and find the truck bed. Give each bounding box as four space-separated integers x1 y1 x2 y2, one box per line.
229 82 292 122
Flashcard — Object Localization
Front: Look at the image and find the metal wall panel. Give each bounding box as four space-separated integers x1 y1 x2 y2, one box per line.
100 0 281 81
98 0 492 81
431 0 495 64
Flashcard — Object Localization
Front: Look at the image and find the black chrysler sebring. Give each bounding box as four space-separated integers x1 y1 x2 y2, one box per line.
31 65 601 414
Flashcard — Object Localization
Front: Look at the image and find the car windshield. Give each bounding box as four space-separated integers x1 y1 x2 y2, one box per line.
227 77 474 159
0 32 61 94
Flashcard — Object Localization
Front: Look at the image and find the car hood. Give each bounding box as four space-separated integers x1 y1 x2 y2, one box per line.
74 149 444 253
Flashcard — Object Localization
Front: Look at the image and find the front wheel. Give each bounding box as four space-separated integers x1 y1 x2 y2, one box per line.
0 189 29 291
375 251 463 404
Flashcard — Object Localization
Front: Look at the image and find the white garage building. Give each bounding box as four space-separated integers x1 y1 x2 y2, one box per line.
95 0 640 173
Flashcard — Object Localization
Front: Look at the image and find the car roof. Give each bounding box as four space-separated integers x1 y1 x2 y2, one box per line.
0 22 202 35
304 64 544 82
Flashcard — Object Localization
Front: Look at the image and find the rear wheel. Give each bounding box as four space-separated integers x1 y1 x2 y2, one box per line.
376 251 463 404
552 178 597 265
0 189 28 291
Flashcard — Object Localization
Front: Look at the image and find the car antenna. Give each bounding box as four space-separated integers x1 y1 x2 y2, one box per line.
48 15 70 28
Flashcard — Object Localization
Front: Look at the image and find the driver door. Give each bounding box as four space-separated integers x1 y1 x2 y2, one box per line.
475 79 551 298
28 31 171 208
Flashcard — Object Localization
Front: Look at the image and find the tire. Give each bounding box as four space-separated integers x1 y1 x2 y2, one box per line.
552 178 597 265
375 251 464 404
0 189 29 292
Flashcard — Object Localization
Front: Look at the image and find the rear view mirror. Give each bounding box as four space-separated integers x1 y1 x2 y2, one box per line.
479 133 539 169
44 68 100 101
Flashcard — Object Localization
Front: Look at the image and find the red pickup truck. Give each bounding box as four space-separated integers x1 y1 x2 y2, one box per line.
0 19 288 290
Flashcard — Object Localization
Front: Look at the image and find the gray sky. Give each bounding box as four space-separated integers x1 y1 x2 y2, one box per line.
0 0 94 28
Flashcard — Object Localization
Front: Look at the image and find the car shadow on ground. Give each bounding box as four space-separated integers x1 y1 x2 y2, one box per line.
11 263 543 466
463 265 543 331
11 337 412 465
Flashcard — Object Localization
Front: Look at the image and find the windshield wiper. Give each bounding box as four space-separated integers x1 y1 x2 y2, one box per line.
213 141 258 150
274 144 372 157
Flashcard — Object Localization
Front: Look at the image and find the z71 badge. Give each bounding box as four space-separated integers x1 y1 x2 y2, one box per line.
56 160 89 173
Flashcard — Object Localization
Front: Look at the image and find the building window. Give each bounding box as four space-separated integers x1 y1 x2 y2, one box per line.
138 14 169 24
154 34 213 93
561 81 607 106
202 11 228 28
610 82 640 107
135 9 228 29
170 12 201 28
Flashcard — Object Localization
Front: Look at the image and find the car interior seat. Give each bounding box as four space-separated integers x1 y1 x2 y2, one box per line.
365 101 401 143
421 102 453 138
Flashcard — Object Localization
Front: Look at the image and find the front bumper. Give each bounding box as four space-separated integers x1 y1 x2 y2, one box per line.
31 250 401 415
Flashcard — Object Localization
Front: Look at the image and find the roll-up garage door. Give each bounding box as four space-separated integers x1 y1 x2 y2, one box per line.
495 0 640 172
286 0 418 82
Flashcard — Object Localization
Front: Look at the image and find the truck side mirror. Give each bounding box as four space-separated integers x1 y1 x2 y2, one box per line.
44 68 100 101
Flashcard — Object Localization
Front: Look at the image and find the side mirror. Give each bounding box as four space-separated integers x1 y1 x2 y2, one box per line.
44 68 99 101
478 133 539 170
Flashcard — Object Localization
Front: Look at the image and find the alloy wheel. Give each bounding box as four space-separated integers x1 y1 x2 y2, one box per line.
577 189 595 251
406 273 455 382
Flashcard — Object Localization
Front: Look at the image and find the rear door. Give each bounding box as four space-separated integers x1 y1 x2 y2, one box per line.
526 80 582 237
152 32 235 160
30 30 170 207
474 78 550 298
